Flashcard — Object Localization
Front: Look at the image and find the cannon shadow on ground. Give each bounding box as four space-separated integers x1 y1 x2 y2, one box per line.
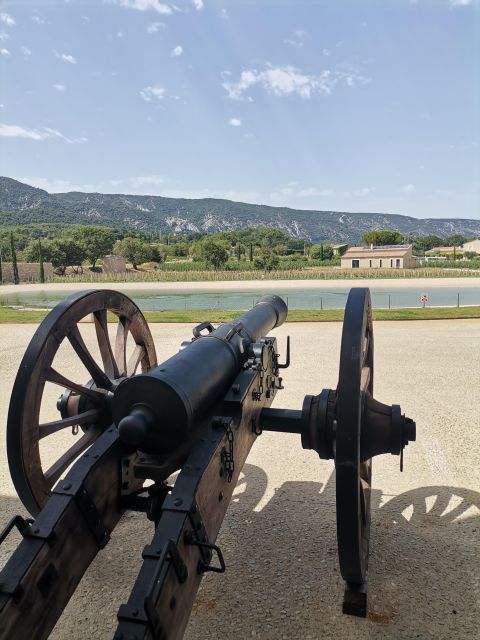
1 465 479 640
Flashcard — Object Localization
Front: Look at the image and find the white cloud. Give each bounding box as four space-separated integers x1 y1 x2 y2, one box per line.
0 123 87 143
117 31 124 38
21 46 32 56
449 0 472 7
0 13 15 27
220 8 228 18
297 187 333 197
129 175 168 188
353 187 375 197
223 64 369 100
402 183 415 194
192 0 204 10
115 1 172 15
229 118 241 127
284 29 306 48
0 32 9 41
32 15 45 24
0 48 10 56
54 50 77 64
53 84 66 92
322 48 330 56
147 21 165 32
17 177 105 192
140 85 166 101
171 45 183 56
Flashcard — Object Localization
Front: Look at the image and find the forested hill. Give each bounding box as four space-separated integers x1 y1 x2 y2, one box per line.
1 177 479 243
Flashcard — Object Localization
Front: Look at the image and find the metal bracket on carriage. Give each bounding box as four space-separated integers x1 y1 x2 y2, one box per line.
212 416 235 483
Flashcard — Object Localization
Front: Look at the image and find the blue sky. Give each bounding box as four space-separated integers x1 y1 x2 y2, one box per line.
0 0 479 219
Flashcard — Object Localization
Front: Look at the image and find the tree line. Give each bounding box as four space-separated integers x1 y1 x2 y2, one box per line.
0 224 477 281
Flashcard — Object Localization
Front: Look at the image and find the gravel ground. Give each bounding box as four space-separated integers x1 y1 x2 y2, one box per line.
1 319 479 640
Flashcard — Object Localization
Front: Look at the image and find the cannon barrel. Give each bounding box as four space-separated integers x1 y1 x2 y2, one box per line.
113 294 288 453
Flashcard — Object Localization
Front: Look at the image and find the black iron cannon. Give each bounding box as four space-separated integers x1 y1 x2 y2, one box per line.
0 288 415 639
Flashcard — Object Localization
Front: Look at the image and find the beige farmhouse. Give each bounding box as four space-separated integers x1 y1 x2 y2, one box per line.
462 238 480 253
341 245 417 269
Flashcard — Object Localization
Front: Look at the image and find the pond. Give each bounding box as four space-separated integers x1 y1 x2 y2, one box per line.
1 285 479 312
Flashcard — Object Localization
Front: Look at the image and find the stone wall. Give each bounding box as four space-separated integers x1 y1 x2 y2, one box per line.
102 255 126 274
1 262 54 283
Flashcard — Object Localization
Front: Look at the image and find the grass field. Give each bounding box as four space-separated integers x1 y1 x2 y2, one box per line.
1 306 479 324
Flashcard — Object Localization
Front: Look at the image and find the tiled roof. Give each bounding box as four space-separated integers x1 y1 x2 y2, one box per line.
342 245 413 258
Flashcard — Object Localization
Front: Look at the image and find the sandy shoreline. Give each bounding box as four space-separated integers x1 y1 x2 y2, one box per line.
0 276 479 296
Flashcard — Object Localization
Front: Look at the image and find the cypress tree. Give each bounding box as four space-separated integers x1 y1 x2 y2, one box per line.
320 243 324 261
249 243 253 262
10 232 19 285
0 244 3 284
39 239 45 283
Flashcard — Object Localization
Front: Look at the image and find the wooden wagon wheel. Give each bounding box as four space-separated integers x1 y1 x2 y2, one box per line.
7 290 157 516
335 287 374 587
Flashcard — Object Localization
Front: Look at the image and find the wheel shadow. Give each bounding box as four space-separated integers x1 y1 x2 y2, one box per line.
188 464 480 640
1 468 479 640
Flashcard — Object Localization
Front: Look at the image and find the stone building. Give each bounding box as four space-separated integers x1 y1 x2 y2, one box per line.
340 245 417 269
462 238 480 253
1 262 54 283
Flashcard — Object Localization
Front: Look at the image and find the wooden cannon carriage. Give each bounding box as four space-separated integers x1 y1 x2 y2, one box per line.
0 288 415 639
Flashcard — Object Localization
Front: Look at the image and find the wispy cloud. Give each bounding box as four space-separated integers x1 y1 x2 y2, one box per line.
140 85 166 101
297 187 333 197
53 50 77 64
129 175 168 187
0 48 10 56
147 21 165 32
223 64 369 100
171 45 183 57
0 13 15 27
53 84 66 92
0 32 9 41
229 118 241 127
284 30 306 48
449 0 472 7
18 176 106 192
21 46 32 56
192 0 204 10
32 16 45 25
401 183 415 194
352 187 375 197
0 123 87 143
112 1 173 15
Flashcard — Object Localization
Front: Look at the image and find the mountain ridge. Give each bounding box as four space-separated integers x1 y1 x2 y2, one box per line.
1 177 479 243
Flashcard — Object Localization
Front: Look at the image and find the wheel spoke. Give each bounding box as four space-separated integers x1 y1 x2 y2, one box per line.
93 309 120 379
115 316 131 377
127 344 146 377
38 409 100 440
44 431 97 487
361 366 371 392
67 324 113 390
46 368 105 404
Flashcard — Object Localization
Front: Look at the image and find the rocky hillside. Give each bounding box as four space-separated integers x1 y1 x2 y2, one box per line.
1 177 479 243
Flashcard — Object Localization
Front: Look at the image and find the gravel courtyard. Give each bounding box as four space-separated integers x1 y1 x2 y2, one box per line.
1 319 479 639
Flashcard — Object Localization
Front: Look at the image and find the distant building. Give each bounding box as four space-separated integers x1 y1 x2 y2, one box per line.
102 255 127 274
424 246 463 259
341 245 417 269
331 243 349 256
462 238 480 254
1 262 54 283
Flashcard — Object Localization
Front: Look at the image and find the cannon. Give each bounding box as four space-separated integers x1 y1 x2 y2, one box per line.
0 287 416 639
